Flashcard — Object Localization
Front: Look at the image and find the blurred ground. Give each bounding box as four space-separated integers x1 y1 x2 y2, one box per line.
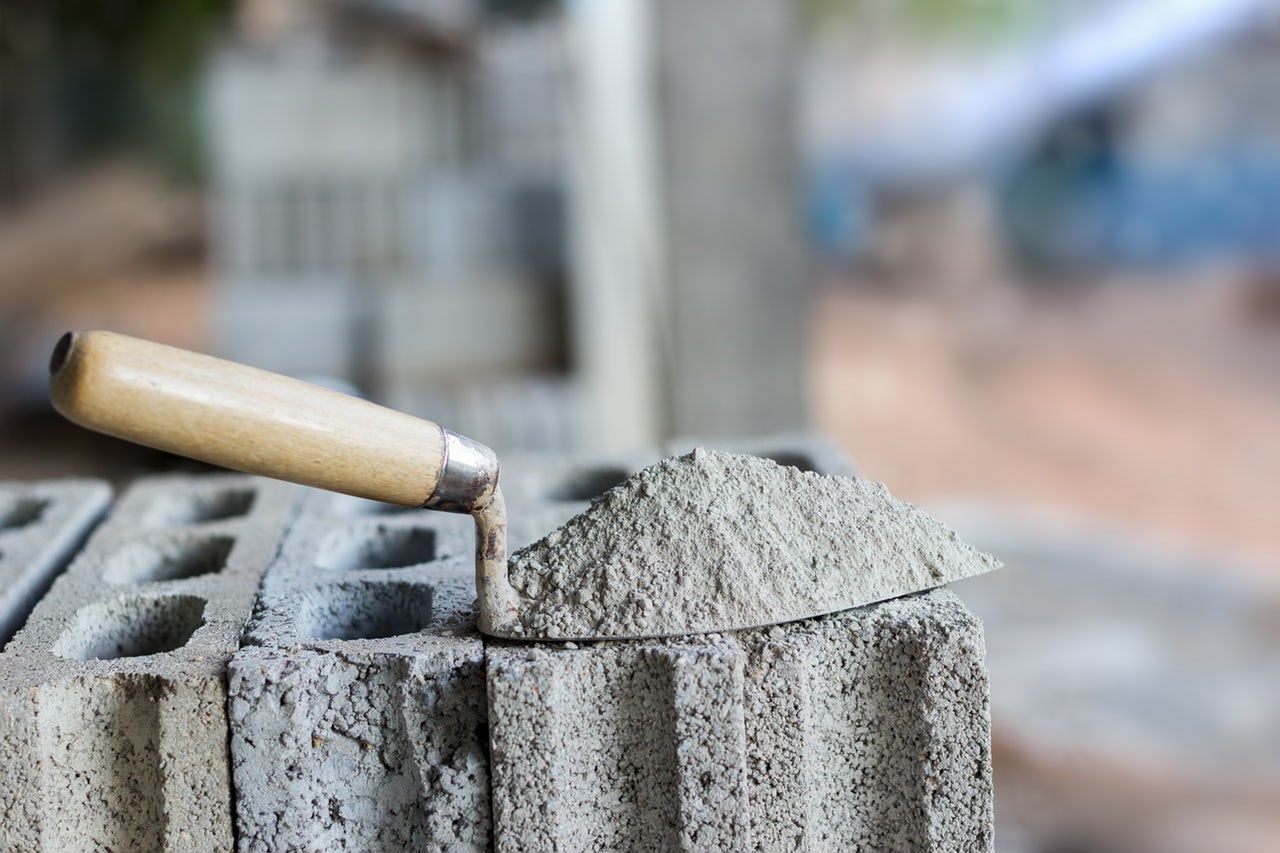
811 274 1280 852
950 511 1280 853
0 165 210 483
812 275 1280 579
0 164 208 349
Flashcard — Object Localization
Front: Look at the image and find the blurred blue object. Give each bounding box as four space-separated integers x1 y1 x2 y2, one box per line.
806 159 872 261
999 136 1280 272
801 0 1280 272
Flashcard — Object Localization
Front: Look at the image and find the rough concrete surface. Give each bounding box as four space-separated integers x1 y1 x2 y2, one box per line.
229 489 491 852
487 435 993 851
505 449 999 638
488 588 993 852
0 433 994 852
0 474 299 852
0 478 111 647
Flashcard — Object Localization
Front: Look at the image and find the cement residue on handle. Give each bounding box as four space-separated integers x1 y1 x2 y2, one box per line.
505 449 1000 639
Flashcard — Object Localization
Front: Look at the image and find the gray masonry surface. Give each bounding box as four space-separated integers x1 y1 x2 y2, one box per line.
0 474 299 852
486 436 993 851
227 449 663 852
0 478 112 647
487 588 992 852
229 489 491 852
0 433 994 852
655 0 808 440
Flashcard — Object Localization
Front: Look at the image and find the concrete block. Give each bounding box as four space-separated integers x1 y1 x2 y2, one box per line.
487 638 750 851
654 0 809 440
487 589 992 852
487 434 992 849
566 0 807 448
229 491 491 852
665 430 857 478
0 479 111 647
0 474 299 852
0 437 990 851
747 589 992 851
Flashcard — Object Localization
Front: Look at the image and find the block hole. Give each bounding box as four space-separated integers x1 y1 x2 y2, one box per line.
318 526 438 571
296 582 434 641
53 594 206 660
0 497 50 531
144 487 256 526
547 466 630 502
102 534 236 584
759 452 817 473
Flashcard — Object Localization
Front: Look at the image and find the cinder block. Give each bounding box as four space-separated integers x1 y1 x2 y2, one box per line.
487 588 992 852
485 437 991 850
0 474 300 851
228 450 659 851
220 437 990 851
665 430 857 478
748 589 992 850
229 491 491 852
487 637 751 851
0 479 112 647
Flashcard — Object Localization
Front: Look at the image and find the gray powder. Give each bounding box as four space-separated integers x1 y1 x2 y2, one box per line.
504 449 999 639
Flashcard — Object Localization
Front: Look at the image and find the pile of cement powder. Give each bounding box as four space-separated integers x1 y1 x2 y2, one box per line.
504 448 999 639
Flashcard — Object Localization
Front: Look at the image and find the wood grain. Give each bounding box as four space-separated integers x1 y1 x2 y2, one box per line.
49 330 445 506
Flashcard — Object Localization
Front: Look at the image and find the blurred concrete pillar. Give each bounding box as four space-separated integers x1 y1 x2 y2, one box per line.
653 0 808 441
565 0 667 452
567 0 807 451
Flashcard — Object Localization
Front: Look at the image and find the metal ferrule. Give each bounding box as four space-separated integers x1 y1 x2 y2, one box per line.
422 429 500 514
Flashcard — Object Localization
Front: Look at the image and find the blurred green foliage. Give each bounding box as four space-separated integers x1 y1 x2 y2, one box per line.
802 0 1040 44
899 0 1035 40
0 0 227 186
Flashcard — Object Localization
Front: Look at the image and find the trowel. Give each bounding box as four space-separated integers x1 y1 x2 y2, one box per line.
49 330 997 641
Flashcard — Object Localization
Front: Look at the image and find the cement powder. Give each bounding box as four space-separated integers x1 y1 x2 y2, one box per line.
505 449 1000 638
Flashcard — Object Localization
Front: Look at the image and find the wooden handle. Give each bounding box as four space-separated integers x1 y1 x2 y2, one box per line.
49 330 448 507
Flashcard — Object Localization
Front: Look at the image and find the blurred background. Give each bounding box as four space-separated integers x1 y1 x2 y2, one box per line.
2 0 1278 850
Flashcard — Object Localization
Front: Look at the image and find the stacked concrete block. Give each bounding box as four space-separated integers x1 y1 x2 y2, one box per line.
747 590 992 850
487 588 992 851
485 435 991 851
0 479 112 647
487 637 751 850
0 474 299 851
0 433 991 850
228 491 491 851
225 449 657 851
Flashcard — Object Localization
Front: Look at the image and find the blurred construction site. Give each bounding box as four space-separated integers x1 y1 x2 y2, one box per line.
2 1 1279 850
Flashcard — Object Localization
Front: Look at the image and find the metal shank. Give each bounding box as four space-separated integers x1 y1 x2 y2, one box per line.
418 430 518 636
422 430 500 513
473 486 519 635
